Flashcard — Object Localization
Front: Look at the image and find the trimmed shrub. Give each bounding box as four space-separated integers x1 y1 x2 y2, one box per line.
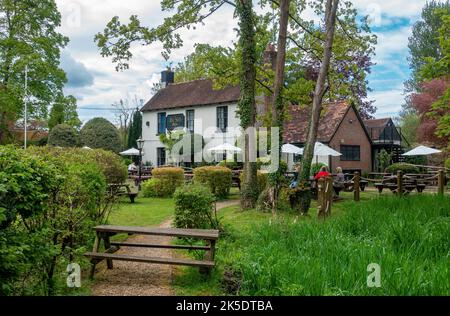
218 160 241 170
194 166 232 199
152 167 185 197
173 184 217 230
48 124 79 147
80 117 122 153
142 178 161 197
385 163 420 174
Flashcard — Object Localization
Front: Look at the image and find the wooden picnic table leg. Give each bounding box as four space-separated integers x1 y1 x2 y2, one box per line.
200 239 216 275
89 232 101 279
103 233 114 270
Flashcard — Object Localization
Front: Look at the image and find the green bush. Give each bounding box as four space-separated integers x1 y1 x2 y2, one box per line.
0 145 112 295
142 178 161 197
152 167 185 197
385 163 420 174
28 146 127 184
173 184 217 230
48 124 79 148
445 158 450 170
80 117 122 153
194 166 232 199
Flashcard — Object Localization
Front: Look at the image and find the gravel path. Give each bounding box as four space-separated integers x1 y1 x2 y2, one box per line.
91 199 240 296
91 219 174 296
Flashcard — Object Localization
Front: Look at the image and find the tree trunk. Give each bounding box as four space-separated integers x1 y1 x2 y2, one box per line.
237 0 258 210
269 0 290 214
300 0 340 185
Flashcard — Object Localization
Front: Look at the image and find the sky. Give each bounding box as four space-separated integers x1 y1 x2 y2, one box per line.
54 0 431 124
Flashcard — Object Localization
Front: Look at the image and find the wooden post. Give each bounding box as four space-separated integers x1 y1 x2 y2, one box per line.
397 171 403 197
325 176 333 217
354 172 360 202
438 170 445 196
317 178 326 218
201 239 216 275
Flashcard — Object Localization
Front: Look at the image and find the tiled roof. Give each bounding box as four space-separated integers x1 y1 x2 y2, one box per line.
364 118 391 140
141 79 240 112
283 101 351 144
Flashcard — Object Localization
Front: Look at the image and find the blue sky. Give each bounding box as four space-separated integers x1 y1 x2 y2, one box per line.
55 0 431 124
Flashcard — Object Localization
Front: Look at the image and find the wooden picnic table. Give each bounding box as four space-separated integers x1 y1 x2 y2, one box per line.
108 183 138 203
84 225 219 279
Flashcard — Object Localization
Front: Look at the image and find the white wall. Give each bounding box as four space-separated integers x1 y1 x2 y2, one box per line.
141 102 240 166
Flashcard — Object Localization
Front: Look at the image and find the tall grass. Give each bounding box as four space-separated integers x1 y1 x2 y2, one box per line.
232 195 449 296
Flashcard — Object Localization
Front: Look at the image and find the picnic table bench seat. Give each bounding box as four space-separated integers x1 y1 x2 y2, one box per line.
84 225 219 279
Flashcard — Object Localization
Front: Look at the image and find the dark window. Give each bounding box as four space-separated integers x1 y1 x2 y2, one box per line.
217 106 228 132
166 114 185 131
157 113 166 135
157 147 166 167
340 145 361 161
186 110 195 133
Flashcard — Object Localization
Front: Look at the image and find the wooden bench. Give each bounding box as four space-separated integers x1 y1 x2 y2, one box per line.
84 225 219 279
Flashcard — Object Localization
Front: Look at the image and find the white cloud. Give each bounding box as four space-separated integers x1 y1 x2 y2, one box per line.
369 88 407 118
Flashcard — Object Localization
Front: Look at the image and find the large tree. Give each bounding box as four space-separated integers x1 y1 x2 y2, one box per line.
405 0 450 93
406 7 450 149
48 95 81 130
299 0 340 186
128 109 142 149
0 0 69 143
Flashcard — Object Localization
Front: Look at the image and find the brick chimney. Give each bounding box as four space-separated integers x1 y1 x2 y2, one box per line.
161 68 175 88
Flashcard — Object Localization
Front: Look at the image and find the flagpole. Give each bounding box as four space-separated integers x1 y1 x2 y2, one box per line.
24 65 28 149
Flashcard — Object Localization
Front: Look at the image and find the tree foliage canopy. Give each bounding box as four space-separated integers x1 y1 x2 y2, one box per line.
95 0 376 119
0 0 69 119
80 118 122 153
47 123 79 148
48 95 81 130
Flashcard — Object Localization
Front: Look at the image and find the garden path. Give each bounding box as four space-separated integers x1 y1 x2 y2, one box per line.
91 219 174 296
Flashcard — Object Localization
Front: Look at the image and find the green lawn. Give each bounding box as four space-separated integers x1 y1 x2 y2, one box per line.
108 197 175 227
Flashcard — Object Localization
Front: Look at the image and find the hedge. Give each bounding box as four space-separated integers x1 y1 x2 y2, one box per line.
80 117 122 153
194 166 232 199
48 124 79 147
0 145 115 296
27 146 128 184
173 184 217 230
385 163 420 174
152 167 185 197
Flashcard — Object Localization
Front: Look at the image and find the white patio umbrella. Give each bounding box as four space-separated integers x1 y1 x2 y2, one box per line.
298 142 342 157
120 148 141 156
402 145 442 156
208 143 242 153
282 144 303 154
